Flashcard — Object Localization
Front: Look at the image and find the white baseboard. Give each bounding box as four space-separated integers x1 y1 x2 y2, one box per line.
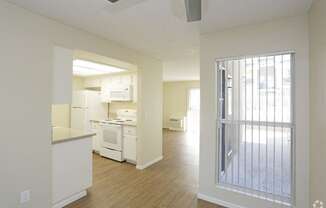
52 190 87 208
136 156 163 170
197 193 247 208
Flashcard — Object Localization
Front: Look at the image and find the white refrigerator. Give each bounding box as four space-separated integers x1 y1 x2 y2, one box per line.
71 90 107 131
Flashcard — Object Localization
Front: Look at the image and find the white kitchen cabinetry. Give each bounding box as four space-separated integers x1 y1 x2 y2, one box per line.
123 126 137 163
111 76 121 86
132 74 137 103
120 75 132 85
52 46 73 104
106 75 131 86
84 77 101 89
90 121 101 153
100 77 112 102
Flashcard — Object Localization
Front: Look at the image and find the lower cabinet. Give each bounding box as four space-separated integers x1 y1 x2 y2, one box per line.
123 135 137 163
90 121 101 153
123 126 137 163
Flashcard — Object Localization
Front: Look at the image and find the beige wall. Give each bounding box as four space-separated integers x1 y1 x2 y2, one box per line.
136 58 163 168
309 0 326 204
0 2 52 207
73 76 85 90
199 16 310 208
0 1 162 207
163 81 199 128
51 105 70 127
51 77 85 127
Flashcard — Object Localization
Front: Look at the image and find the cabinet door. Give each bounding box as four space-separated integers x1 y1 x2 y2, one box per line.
132 74 137 103
123 135 136 162
90 122 101 152
92 132 102 153
124 126 137 136
111 76 122 86
92 134 97 151
52 46 73 104
84 77 101 88
101 77 110 92
120 75 132 85
101 77 112 102
101 92 110 103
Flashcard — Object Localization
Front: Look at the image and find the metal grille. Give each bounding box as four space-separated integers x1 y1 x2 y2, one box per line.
217 53 295 205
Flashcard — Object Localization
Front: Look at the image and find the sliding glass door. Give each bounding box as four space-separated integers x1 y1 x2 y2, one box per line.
217 53 295 205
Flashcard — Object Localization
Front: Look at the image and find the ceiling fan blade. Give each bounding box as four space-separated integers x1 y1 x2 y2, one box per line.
103 0 149 13
185 0 201 22
107 0 120 3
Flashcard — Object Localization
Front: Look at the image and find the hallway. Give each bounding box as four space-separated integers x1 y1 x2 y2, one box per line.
66 130 222 208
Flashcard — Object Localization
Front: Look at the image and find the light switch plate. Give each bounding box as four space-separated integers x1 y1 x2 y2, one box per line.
20 190 30 204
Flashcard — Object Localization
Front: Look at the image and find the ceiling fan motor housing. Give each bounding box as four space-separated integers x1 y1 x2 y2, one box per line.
108 0 119 3
185 0 201 22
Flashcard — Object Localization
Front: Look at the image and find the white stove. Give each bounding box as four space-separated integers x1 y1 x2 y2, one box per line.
99 109 136 162
102 119 136 126
102 109 137 125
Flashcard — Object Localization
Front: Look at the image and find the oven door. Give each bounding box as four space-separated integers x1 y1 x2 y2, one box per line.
100 123 122 151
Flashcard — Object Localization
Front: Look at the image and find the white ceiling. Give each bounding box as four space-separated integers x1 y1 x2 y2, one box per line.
7 0 312 81
201 0 312 34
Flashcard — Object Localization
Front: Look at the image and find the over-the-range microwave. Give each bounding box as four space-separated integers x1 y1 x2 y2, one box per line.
108 85 133 102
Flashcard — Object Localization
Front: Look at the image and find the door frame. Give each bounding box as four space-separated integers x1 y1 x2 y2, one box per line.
186 87 200 132
214 52 296 208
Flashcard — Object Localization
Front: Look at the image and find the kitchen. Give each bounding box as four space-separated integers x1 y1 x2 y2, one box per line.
51 48 139 207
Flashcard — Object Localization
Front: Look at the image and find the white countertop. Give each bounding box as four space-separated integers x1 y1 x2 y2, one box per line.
52 127 96 144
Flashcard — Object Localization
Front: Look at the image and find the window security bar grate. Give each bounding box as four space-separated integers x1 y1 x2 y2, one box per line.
217 53 295 205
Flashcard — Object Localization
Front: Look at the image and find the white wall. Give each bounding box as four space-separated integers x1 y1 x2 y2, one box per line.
199 16 310 208
0 1 162 207
73 77 85 91
309 0 326 204
0 2 52 207
163 81 200 128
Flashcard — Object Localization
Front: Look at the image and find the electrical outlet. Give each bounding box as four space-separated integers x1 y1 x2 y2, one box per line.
20 190 30 204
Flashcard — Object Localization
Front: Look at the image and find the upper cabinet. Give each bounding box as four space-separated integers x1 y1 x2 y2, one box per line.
120 75 132 85
132 74 137 103
100 76 112 103
84 77 101 89
52 46 73 104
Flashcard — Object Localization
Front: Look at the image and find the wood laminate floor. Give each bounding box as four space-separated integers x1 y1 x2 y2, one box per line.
66 130 223 208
